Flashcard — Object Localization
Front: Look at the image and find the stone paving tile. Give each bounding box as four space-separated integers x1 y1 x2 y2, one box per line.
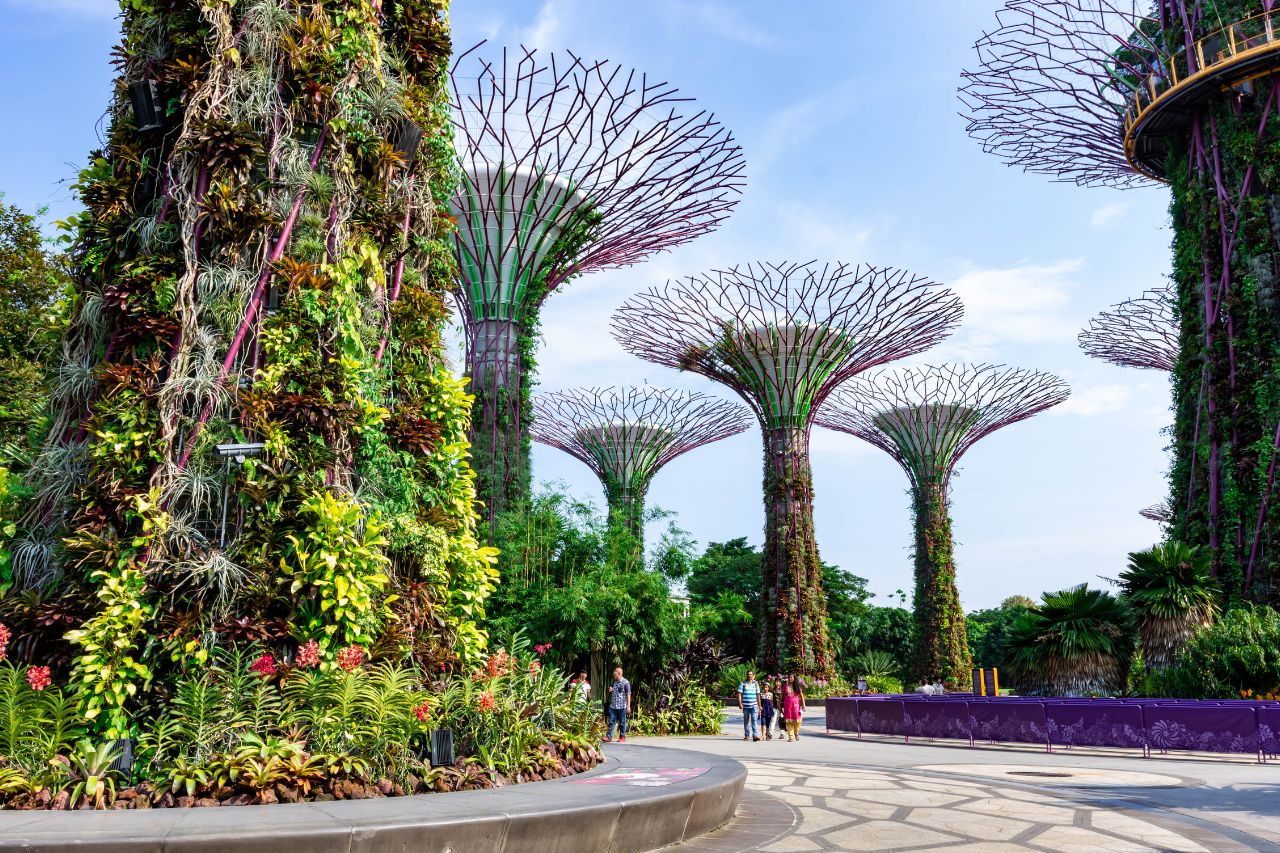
666 756 1245 852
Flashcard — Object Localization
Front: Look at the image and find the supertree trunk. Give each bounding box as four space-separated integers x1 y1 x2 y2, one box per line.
910 479 972 688
1167 85 1280 601
760 426 833 677
603 481 645 564
467 317 531 521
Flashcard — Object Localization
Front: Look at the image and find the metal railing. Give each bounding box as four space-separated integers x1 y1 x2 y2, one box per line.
1124 11 1280 136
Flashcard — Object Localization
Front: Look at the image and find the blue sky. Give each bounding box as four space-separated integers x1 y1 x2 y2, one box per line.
0 1 1173 610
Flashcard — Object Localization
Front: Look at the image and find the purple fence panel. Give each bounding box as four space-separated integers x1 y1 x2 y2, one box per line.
1144 705 1258 754
1259 707 1280 758
972 700 1048 746
858 699 908 737
827 697 859 733
1045 703 1145 750
904 700 972 741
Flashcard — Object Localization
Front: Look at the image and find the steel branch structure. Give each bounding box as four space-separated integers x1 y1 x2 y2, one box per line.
962 1 1280 598
612 261 963 676
1079 285 1178 371
530 386 750 546
449 44 746 524
817 364 1069 688
1141 501 1173 524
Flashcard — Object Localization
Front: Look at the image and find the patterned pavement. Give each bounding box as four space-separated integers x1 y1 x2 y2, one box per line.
657 711 1277 852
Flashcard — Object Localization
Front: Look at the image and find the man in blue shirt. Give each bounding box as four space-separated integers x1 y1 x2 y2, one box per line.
738 670 761 741
604 667 631 743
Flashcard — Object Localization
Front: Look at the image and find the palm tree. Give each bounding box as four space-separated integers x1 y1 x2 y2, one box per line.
1119 541 1218 671
1006 585 1132 696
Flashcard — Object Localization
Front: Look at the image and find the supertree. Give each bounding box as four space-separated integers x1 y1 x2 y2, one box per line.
1079 285 1178 372
961 1 1280 599
1141 501 1173 524
530 387 751 547
612 261 963 675
816 364 1069 688
6 1 497 736
448 45 746 524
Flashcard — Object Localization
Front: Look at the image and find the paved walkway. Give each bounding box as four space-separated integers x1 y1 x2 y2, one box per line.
646 709 1280 852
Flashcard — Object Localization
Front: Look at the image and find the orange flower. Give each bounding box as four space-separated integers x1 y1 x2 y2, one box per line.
477 691 496 713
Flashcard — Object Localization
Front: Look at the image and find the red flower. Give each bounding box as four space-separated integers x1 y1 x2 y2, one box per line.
414 700 431 723
249 653 277 678
484 649 511 679
336 645 366 672
476 691 496 713
26 666 51 692
534 643 552 656
0 622 10 663
296 640 321 669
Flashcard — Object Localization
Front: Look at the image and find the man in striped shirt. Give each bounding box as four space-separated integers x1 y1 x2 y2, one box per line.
737 671 761 741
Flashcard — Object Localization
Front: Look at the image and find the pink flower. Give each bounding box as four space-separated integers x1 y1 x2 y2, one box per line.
26 666 51 692
476 691 496 713
528 660 541 675
0 622 10 662
336 645 366 672
249 653 277 678
296 640 321 669
414 700 431 723
534 643 552 656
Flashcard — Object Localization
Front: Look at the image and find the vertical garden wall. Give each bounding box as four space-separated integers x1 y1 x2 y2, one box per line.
2 0 495 737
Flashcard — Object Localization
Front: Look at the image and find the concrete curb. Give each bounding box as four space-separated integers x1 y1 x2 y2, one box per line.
0 744 745 853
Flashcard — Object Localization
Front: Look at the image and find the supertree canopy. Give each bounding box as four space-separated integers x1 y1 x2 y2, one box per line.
530 386 751 545
962 1 1280 599
449 45 746 524
6 1 498 736
612 261 963 676
1079 285 1178 372
1142 501 1174 524
817 364 1069 688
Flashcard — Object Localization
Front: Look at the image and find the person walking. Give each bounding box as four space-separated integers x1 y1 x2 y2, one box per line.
738 670 761 741
782 676 806 742
572 671 591 705
604 667 631 743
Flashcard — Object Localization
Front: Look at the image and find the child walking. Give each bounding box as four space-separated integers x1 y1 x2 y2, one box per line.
759 688 778 740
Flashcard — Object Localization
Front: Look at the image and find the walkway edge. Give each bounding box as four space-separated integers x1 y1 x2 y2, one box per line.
0 744 746 853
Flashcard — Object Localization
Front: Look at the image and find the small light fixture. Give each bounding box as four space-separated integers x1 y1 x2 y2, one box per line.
429 727 455 767
214 442 266 464
391 120 425 167
128 80 164 132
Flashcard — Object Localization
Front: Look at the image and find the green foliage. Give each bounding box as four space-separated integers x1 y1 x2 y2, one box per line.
966 603 1030 671
837 604 914 676
282 492 393 654
910 482 971 689
626 684 722 736
1006 585 1133 696
1120 541 1219 670
848 650 899 679
0 663 84 777
0 196 70 454
864 674 903 694
1153 605 1280 699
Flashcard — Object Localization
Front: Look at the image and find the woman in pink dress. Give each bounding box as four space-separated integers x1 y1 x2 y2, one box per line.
781 676 806 741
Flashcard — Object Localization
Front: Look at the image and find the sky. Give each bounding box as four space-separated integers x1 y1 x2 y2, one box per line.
0 1 1174 610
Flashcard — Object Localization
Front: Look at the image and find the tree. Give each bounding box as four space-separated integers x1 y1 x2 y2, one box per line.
1006 585 1133 696
966 604 1030 671
0 197 69 454
687 538 762 662
1119 541 1218 671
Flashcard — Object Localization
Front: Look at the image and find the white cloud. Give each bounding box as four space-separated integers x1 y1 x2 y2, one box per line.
674 1 777 48
522 0 565 47
1090 201 1130 229
753 78 864 174
1051 383 1132 417
930 259 1083 359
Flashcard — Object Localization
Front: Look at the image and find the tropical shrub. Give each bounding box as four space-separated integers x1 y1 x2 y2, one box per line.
1153 605 1280 699
864 675 903 694
0 638 600 810
848 650 899 680
627 685 723 736
1119 541 1218 671
1005 585 1133 696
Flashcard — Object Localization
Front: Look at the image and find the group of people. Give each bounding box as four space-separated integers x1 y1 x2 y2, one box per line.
578 666 808 744
737 671 806 742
